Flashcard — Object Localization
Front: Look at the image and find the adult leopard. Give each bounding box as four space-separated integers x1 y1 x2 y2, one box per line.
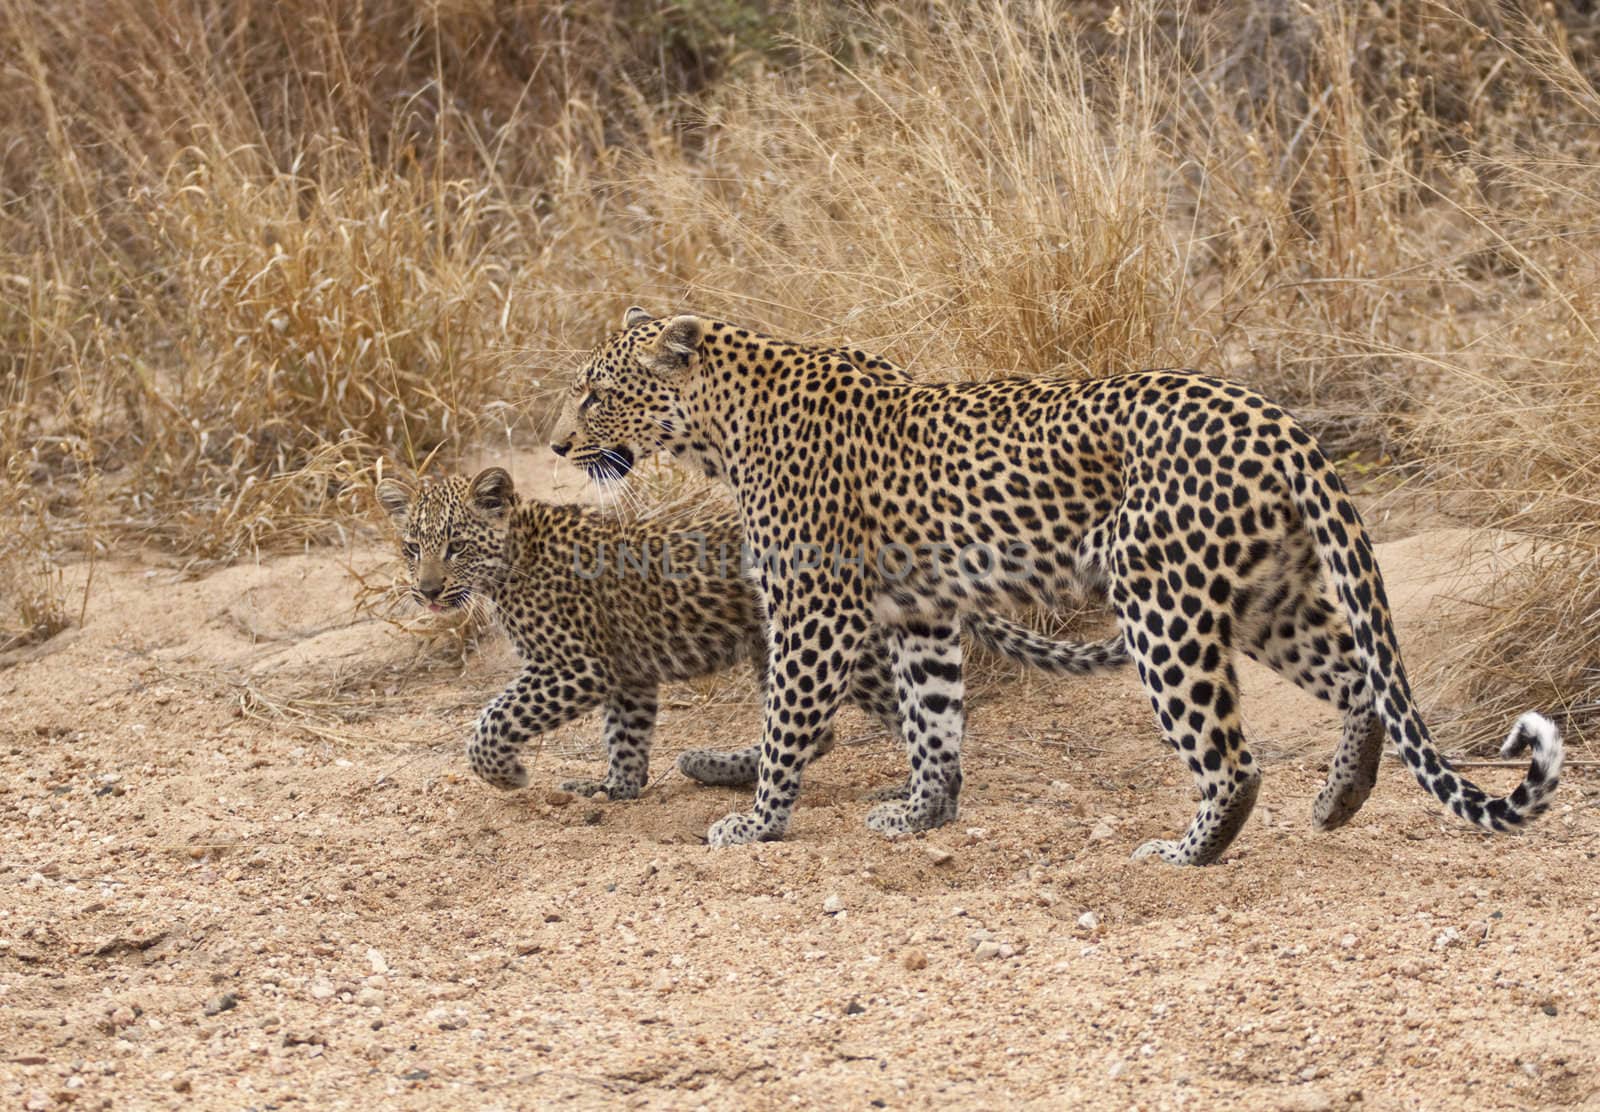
550 307 1562 863
375 468 1127 801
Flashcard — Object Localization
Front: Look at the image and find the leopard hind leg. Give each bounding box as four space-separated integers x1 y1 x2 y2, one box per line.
1235 540 1383 831
561 681 659 800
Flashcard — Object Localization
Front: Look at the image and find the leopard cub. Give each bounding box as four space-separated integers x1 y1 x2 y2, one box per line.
376 467 1128 801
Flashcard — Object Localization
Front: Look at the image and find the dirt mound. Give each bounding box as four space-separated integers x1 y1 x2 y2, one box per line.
1 523 1594 1109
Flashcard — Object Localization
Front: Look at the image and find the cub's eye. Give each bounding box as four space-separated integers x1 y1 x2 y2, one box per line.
443 542 460 561
402 541 419 560
579 392 600 414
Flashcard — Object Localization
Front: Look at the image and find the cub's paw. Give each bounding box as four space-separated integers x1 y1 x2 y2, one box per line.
471 760 529 792
706 810 781 847
467 734 529 791
864 796 956 836
677 747 759 787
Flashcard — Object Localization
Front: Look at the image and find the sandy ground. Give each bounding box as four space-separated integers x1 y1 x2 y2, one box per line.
2 458 1596 1111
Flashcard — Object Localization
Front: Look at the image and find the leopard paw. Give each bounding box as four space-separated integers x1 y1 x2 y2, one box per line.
706 809 783 846
864 795 956 836
1130 838 1187 864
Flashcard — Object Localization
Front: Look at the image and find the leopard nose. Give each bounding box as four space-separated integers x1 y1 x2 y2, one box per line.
418 579 443 601
551 439 571 458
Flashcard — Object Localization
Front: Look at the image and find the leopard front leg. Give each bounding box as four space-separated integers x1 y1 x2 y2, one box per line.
1109 547 1259 867
469 654 609 791
706 599 863 846
561 682 658 800
680 625 844 788
678 626 771 787
865 621 965 835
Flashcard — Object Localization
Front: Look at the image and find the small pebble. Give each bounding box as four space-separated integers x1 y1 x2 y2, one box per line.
973 940 1002 960
924 847 954 866
426 1007 466 1031
204 993 237 1016
545 791 575 808
1077 911 1099 931
902 949 928 971
823 894 843 915
308 978 335 1001
844 998 866 1016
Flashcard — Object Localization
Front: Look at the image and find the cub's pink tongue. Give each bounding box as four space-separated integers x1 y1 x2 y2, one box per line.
428 603 444 612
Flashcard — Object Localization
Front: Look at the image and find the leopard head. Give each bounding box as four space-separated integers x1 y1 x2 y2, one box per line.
549 306 706 483
374 467 518 612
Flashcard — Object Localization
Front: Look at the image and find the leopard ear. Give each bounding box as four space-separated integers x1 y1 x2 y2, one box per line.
623 306 654 330
647 314 704 373
374 476 414 523
468 468 516 515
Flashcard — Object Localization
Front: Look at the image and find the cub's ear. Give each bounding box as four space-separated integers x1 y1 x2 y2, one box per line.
645 314 704 374
468 467 517 515
374 477 414 523
623 306 654 330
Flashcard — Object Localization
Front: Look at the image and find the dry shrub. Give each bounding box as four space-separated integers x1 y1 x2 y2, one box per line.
0 0 776 561
557 3 1586 451
0 456 72 656
1411 279 1600 751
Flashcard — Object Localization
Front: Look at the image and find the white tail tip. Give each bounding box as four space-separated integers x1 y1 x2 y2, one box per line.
1500 711 1563 781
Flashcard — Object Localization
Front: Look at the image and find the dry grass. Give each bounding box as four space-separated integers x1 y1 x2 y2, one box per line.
3 0 1598 745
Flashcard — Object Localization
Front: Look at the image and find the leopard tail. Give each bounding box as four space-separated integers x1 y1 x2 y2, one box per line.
963 615 1129 676
1278 434 1562 832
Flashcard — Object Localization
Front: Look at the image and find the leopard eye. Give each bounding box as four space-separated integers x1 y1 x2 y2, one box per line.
402 541 419 560
579 392 600 414
443 541 461 561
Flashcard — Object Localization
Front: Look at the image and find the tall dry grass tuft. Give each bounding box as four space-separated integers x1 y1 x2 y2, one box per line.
0 455 72 656
559 2 1588 454
0 0 773 568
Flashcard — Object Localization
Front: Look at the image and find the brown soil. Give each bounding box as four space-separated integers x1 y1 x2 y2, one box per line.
2 459 1596 1111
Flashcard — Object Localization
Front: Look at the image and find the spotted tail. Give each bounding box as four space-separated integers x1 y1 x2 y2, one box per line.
963 616 1129 676
1279 440 1562 832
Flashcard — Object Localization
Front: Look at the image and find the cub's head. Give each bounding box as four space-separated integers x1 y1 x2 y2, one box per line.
550 306 704 482
374 467 518 612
